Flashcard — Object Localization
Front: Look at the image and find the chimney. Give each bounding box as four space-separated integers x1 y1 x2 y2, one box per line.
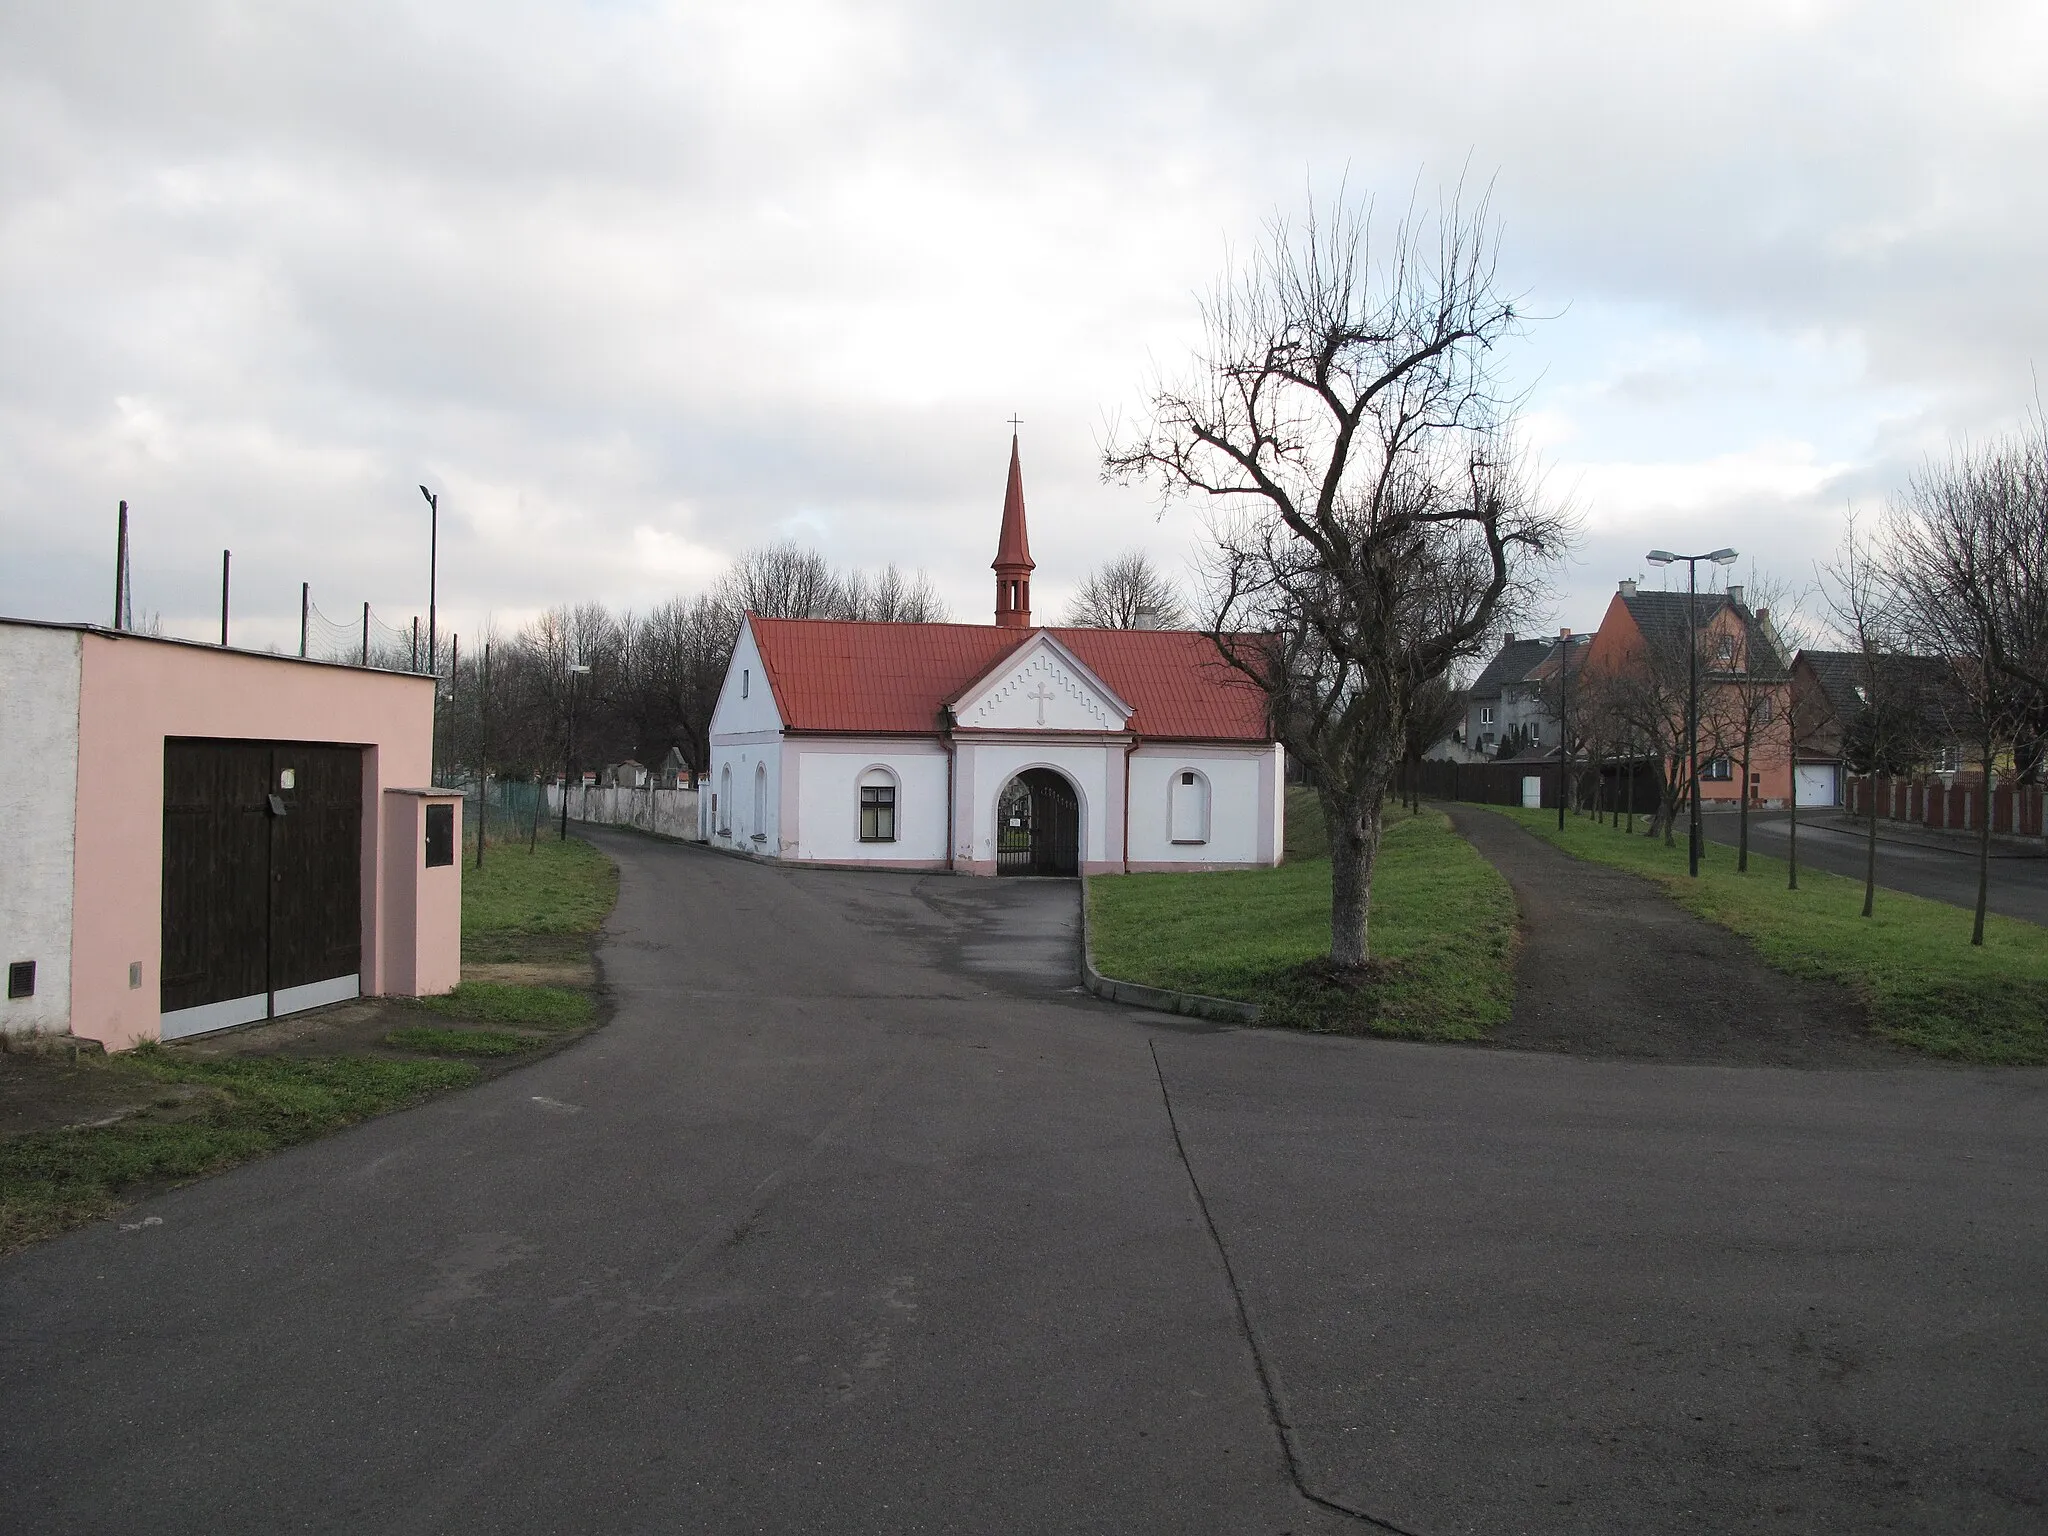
1755 607 1770 626
1618 578 1636 596
1504 632 1516 645
1560 627 1572 640
1727 584 1745 607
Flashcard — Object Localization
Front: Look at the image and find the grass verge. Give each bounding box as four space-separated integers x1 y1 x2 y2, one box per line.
462 834 619 957
1088 789 1518 1039
382 1027 544 1058
1481 805 2048 1064
0 1052 476 1251
408 981 595 1029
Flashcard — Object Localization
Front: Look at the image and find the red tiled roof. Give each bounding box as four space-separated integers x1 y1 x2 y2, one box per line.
747 616 1271 741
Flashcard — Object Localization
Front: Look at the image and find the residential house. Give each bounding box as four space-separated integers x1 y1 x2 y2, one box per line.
1791 649 1964 808
1580 578 1792 807
1462 635 1568 758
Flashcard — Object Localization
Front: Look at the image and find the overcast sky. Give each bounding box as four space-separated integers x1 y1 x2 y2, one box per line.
5 1 2044 656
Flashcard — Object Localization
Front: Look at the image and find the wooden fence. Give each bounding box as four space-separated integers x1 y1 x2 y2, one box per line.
1846 774 2044 838
1402 757 1664 814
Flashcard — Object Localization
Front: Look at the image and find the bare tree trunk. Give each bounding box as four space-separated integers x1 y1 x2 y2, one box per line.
1737 738 1752 873
1324 788 1384 969
1863 778 1878 918
1974 748 1993 946
1786 758 1799 891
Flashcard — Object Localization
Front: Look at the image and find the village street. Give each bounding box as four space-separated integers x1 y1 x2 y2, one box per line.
1697 809 2048 926
3 826 2045 1534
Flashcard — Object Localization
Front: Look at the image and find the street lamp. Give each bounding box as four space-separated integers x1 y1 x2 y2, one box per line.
1645 546 1739 877
559 662 591 842
417 485 439 679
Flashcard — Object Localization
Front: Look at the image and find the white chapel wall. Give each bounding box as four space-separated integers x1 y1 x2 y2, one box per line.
792 740 949 864
0 624 82 1034
1125 744 1277 867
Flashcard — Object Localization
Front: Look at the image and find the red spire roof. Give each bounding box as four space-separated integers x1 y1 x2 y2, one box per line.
992 434 1034 571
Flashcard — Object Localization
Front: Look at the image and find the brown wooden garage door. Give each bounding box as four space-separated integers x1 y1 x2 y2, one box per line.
161 739 364 1038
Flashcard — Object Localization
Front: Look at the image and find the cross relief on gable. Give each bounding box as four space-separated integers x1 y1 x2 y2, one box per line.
958 649 1124 732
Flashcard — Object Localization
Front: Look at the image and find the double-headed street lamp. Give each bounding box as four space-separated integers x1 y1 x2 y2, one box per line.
1645 546 1740 877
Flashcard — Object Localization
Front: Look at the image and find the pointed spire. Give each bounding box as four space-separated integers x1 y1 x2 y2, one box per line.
993 430 1035 628
993 433 1034 572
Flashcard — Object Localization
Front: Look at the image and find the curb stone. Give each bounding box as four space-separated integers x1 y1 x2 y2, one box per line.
1077 874 1262 1025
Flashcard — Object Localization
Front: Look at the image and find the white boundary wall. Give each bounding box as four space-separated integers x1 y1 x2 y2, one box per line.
0 625 82 1034
548 783 702 841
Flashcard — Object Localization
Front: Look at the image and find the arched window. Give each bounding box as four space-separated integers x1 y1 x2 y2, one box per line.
859 766 898 843
717 765 732 836
753 763 768 841
1169 768 1210 845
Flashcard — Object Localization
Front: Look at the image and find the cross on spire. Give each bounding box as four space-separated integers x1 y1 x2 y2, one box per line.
1008 414 1023 435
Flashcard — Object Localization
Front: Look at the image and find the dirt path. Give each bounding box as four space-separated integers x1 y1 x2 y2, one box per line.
1445 805 1919 1067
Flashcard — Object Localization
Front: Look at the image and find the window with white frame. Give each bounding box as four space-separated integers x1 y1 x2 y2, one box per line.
1169 769 1210 844
859 767 898 842
1479 704 1495 726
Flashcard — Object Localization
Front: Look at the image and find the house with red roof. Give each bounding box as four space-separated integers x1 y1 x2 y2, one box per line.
700 437 1284 875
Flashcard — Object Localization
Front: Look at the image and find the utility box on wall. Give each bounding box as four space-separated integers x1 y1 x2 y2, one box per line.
381 789 463 1001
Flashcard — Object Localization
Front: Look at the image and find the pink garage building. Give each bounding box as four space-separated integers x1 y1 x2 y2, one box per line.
0 618 462 1052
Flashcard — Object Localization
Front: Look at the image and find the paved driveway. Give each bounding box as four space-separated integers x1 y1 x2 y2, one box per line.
1699 808 2048 924
3 831 2044 1534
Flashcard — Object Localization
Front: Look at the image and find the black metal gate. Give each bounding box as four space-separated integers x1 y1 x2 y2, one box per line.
161 739 363 1037
996 769 1079 877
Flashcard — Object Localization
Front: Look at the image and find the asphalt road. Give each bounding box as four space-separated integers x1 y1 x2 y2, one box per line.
3 830 2044 1534
1697 809 2048 924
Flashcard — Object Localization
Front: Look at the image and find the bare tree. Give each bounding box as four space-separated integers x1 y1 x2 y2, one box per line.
717 540 844 620
840 563 950 622
1883 439 2039 944
1708 572 1806 873
1104 186 1568 968
1828 519 1936 919
1062 550 1189 629
1398 675 1466 812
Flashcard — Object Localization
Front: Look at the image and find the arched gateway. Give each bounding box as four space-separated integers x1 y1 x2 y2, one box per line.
997 769 1079 876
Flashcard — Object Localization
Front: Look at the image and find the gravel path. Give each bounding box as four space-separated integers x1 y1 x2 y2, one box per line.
1444 805 1920 1068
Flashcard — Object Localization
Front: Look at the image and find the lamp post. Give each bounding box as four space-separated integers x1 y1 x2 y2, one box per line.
417 485 439 678
1645 546 1739 877
559 662 591 842
1556 628 1573 831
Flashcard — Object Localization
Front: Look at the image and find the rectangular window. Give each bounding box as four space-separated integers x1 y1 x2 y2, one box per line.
425 803 455 866
1701 756 1733 781
1480 705 1495 726
742 668 749 699
860 785 897 842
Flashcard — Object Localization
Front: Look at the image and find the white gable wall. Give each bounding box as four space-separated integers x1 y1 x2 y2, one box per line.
705 619 789 856
952 635 1131 734
708 618 786 739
